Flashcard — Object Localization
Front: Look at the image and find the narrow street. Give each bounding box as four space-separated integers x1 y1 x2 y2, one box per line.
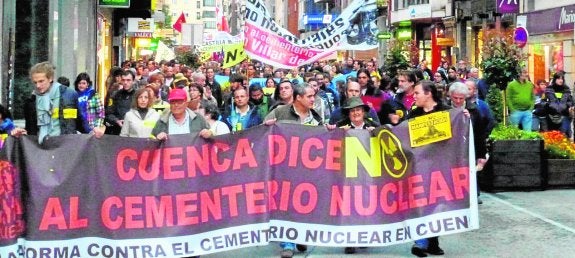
204 190 575 257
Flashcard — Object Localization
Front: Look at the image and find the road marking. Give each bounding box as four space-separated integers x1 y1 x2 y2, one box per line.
485 193 575 234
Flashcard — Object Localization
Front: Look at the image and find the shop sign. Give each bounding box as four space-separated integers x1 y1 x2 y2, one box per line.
304 15 333 25
99 0 130 8
436 38 455 46
129 32 153 38
377 32 392 40
525 4 575 35
408 4 431 19
559 6 575 30
127 18 154 33
496 0 518 14
513 27 528 48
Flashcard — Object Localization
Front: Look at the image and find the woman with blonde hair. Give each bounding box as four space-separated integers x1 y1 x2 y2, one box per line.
120 88 160 138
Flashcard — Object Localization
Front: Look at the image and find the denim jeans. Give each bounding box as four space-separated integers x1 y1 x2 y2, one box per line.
414 238 429 248
509 110 532 131
532 115 548 131
280 242 296 250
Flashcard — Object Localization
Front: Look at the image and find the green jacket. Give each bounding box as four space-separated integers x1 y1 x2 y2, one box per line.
506 79 535 112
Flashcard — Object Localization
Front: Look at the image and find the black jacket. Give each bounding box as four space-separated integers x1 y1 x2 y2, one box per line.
105 88 135 135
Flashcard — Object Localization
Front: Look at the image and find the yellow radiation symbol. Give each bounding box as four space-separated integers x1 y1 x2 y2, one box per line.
378 129 409 178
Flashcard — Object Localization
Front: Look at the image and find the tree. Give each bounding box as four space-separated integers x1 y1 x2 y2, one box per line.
383 39 409 79
480 31 528 124
480 33 526 90
174 46 200 68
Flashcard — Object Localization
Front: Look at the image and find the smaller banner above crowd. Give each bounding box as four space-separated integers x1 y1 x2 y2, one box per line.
200 31 247 68
244 0 379 69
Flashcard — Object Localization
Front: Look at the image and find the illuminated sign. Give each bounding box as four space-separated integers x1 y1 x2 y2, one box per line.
396 29 412 40
377 32 392 40
304 15 334 25
99 0 130 8
436 38 455 46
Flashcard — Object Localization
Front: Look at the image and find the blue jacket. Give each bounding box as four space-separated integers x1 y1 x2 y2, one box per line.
222 103 263 131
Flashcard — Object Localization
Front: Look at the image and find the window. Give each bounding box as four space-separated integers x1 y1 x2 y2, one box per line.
197 12 201 20
204 21 216 29
197 1 201 8
403 0 429 6
202 11 216 18
203 0 216 7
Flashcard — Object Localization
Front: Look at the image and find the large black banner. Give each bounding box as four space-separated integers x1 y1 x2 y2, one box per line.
0 109 477 257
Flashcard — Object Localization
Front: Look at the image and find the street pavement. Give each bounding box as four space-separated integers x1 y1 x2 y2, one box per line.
204 190 575 258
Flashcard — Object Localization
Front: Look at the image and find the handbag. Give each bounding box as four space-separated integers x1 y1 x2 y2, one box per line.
548 114 563 124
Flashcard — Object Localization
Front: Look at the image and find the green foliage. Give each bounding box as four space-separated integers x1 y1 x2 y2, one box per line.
479 34 527 90
546 145 574 159
162 6 172 28
174 46 200 68
383 39 409 79
489 124 541 140
486 85 503 124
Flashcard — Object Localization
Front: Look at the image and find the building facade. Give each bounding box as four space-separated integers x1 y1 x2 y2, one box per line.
1 0 99 118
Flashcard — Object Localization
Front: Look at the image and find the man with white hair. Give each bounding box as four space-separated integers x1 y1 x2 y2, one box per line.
467 67 480 83
449 81 494 204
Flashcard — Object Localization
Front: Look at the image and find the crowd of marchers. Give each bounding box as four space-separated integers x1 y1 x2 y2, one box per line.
9 56 569 258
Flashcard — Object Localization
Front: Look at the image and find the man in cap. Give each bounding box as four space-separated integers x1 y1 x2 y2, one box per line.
152 88 212 140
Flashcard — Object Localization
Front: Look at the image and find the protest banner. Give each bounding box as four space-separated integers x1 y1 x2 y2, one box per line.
244 0 380 69
0 109 478 258
200 31 246 68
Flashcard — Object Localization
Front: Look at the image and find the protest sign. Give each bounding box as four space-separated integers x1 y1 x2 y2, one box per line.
0 110 477 257
244 0 380 68
200 31 247 68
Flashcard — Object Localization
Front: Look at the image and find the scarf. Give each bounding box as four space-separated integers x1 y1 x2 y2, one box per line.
34 83 61 144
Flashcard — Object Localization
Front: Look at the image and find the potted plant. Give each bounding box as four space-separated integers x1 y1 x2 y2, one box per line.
540 131 575 187
482 125 544 191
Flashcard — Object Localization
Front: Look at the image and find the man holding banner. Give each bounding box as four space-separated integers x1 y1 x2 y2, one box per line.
404 80 450 257
264 83 322 258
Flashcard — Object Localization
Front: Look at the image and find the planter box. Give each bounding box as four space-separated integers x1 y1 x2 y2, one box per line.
481 140 545 191
546 159 575 188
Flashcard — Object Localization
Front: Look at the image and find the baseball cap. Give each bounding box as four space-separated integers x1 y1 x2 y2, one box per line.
168 88 187 101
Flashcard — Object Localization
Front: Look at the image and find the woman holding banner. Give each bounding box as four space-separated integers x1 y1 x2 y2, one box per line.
333 96 380 254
